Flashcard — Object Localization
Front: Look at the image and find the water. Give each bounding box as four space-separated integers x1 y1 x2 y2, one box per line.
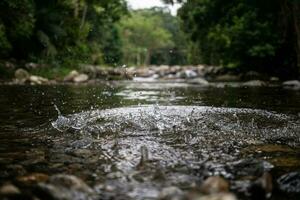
0 81 300 199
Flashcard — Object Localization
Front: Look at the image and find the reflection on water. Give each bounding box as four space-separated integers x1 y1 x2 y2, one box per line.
0 81 300 199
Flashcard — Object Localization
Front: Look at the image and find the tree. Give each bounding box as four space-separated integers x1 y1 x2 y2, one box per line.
173 0 300 78
0 0 127 67
118 9 174 66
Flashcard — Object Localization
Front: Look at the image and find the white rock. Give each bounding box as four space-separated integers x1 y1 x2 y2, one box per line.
243 80 267 87
73 74 89 83
29 75 48 84
15 68 30 81
283 80 300 89
188 78 209 85
64 70 79 82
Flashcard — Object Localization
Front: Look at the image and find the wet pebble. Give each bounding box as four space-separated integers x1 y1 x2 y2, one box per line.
0 183 21 195
49 174 93 193
1 164 27 179
200 176 229 194
249 172 273 199
191 193 237 200
277 172 300 193
159 186 185 200
35 174 94 200
16 173 49 185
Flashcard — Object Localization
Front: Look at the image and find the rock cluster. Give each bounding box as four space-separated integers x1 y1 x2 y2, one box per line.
6 66 300 89
14 68 49 85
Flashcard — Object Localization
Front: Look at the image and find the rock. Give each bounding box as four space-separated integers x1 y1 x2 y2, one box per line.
48 174 93 193
249 172 273 199
193 193 237 200
188 78 209 86
282 80 300 90
29 75 49 84
270 77 279 82
200 176 229 194
180 69 198 79
277 172 300 193
0 183 21 195
243 80 267 87
214 74 241 82
17 173 49 185
35 174 94 200
159 186 185 200
3 164 27 178
64 70 79 82
243 71 263 81
136 145 150 169
14 68 30 82
228 159 274 178
73 74 89 83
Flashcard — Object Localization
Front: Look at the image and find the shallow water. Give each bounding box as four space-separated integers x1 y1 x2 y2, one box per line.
0 81 300 199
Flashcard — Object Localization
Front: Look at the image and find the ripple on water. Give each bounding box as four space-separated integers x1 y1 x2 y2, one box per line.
50 105 300 199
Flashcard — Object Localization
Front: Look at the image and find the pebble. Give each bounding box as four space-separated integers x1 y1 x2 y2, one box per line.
0 183 21 195
200 176 229 194
277 171 300 193
193 193 237 200
159 186 185 200
16 173 49 185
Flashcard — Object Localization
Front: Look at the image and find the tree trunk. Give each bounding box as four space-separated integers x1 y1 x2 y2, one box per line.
145 49 151 66
74 0 79 18
80 4 88 29
292 3 300 76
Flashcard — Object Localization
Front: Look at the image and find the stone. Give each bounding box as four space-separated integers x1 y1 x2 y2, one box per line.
214 74 241 82
4 164 27 178
200 176 229 194
243 80 267 87
270 77 279 82
249 172 273 199
277 172 300 193
17 173 49 185
159 186 185 200
73 74 89 83
188 78 209 86
29 75 49 84
0 183 21 195
64 70 79 82
14 68 30 82
193 193 237 200
35 174 94 200
282 80 300 90
176 69 198 79
49 174 93 193
243 71 263 80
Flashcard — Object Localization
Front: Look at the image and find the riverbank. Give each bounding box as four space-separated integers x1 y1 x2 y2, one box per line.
1 64 300 90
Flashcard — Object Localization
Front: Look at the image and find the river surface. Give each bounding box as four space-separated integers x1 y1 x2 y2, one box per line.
0 80 300 200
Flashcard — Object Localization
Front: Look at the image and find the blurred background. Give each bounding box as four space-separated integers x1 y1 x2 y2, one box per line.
0 0 299 80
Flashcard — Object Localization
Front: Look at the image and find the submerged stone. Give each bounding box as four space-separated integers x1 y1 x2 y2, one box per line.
277 172 300 193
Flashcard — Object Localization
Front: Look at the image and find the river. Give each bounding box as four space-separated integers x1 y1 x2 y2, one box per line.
0 81 299 200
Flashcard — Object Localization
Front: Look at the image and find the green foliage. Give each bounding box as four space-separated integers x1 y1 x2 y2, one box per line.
178 0 300 77
0 0 127 69
118 8 187 66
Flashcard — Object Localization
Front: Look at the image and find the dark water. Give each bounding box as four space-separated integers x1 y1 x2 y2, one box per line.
0 81 300 199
